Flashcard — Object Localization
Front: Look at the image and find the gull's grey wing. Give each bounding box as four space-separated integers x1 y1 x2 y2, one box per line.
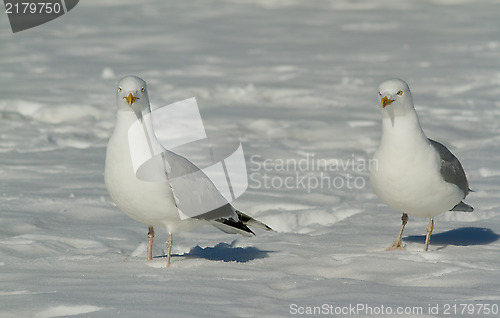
163 150 270 235
161 149 237 220
428 138 470 196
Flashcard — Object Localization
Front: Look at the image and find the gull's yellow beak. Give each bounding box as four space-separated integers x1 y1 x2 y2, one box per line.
380 96 394 108
123 92 139 106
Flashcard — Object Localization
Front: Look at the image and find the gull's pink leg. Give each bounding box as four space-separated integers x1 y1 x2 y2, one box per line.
166 233 173 267
386 213 408 251
424 218 434 251
147 226 154 261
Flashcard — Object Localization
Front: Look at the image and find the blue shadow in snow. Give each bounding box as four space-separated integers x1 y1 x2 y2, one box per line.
180 240 271 263
405 227 499 246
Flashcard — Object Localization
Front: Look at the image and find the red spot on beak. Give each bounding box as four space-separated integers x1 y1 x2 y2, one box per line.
381 96 394 108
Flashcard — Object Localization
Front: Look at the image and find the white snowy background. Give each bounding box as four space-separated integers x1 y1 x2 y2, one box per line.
1 0 500 317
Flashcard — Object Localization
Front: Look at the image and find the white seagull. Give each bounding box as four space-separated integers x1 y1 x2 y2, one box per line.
370 79 473 251
105 75 272 266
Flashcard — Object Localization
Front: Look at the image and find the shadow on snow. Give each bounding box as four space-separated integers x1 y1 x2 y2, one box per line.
177 240 272 263
405 227 500 246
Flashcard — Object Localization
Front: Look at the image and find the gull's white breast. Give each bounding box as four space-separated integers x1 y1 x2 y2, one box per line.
370 121 464 218
105 111 180 227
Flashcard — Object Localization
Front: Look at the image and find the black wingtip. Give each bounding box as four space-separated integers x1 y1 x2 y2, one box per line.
451 201 474 212
236 210 274 232
217 217 255 235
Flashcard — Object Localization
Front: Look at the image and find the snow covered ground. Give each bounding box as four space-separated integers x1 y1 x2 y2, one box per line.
1 0 500 317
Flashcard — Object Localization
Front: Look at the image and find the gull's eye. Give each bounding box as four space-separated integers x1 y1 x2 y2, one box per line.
397 90 403 96
378 92 382 97
141 87 145 92
118 87 122 92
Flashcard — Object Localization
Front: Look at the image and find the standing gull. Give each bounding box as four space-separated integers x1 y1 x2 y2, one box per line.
105 75 272 266
370 79 473 251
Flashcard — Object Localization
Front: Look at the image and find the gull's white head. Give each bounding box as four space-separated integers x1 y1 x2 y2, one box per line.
377 79 415 125
116 75 150 118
